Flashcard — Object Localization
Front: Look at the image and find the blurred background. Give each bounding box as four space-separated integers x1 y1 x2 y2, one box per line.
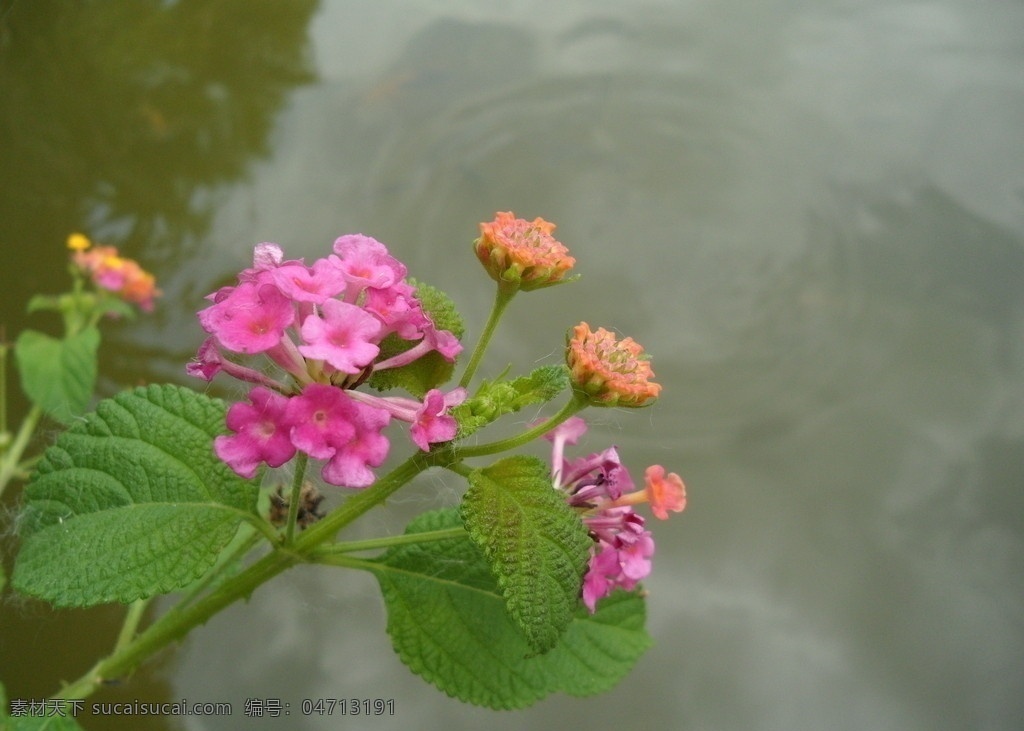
2 1 1023 729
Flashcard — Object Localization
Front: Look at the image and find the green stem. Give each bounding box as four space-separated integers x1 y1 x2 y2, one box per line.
53 547 295 700
313 554 380 571
293 453 436 551
51 452 438 701
454 391 589 459
284 452 309 545
0 403 43 498
174 526 265 611
311 526 468 557
458 284 516 389
114 599 151 654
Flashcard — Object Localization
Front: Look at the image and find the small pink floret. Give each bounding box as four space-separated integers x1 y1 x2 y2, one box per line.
298 299 383 373
286 384 358 459
409 388 467 451
198 282 295 354
214 387 296 478
319 400 391 488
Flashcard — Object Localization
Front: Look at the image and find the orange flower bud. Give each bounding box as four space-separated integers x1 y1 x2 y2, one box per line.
474 211 576 291
566 322 661 407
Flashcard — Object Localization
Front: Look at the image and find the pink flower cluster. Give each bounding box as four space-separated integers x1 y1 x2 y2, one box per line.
188 235 465 487
544 417 686 612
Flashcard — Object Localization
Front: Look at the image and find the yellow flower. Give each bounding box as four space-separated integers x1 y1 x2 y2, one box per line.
66 232 91 251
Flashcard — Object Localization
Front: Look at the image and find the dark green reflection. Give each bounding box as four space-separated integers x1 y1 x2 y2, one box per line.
0 0 317 334
0 1 318 726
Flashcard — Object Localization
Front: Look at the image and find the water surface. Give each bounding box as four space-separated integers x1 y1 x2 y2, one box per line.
2 1 1023 729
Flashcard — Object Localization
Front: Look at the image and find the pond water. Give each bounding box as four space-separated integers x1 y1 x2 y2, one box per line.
2 1 1023 729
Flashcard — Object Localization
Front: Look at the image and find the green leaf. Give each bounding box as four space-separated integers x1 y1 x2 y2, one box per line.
25 294 62 314
454 365 569 438
12 384 260 607
461 455 593 654
367 280 465 398
369 508 650 709
14 327 100 424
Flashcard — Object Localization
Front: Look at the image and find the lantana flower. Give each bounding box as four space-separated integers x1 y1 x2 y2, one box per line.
543 416 685 612
190 235 464 488
67 233 161 312
566 323 661 407
474 211 576 291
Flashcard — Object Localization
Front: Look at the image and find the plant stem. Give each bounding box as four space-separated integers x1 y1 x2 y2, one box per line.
53 547 294 700
311 526 468 557
457 284 516 389
0 403 42 498
174 526 265 611
293 453 435 551
51 453 436 701
114 599 151 653
284 452 309 545
454 391 589 459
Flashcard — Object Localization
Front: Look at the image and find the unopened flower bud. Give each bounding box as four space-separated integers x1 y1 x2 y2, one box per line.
474 211 576 291
566 322 661 407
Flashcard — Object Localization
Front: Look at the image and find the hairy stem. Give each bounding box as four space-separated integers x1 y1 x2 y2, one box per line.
454 391 589 459
0 403 42 498
284 452 309 545
312 526 468 557
51 453 436 700
458 284 516 389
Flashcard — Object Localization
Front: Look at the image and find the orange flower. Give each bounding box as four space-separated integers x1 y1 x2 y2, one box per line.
643 465 686 519
607 464 687 519
474 211 576 291
71 239 161 312
566 322 661 407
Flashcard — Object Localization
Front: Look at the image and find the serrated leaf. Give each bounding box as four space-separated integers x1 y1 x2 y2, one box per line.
461 455 593 654
454 365 569 438
367 280 465 397
12 384 260 607
540 590 652 696
369 508 650 709
14 327 99 424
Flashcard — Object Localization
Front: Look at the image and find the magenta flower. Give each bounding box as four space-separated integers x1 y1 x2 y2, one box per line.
214 387 296 479
271 258 347 303
409 388 467 451
363 280 430 339
542 416 683 612
582 545 619 612
285 384 358 459
198 282 296 354
346 387 466 452
580 510 655 612
541 415 588 484
320 400 391 488
190 233 464 490
186 337 224 381
187 336 290 391
332 234 407 294
298 298 383 373
372 322 464 371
